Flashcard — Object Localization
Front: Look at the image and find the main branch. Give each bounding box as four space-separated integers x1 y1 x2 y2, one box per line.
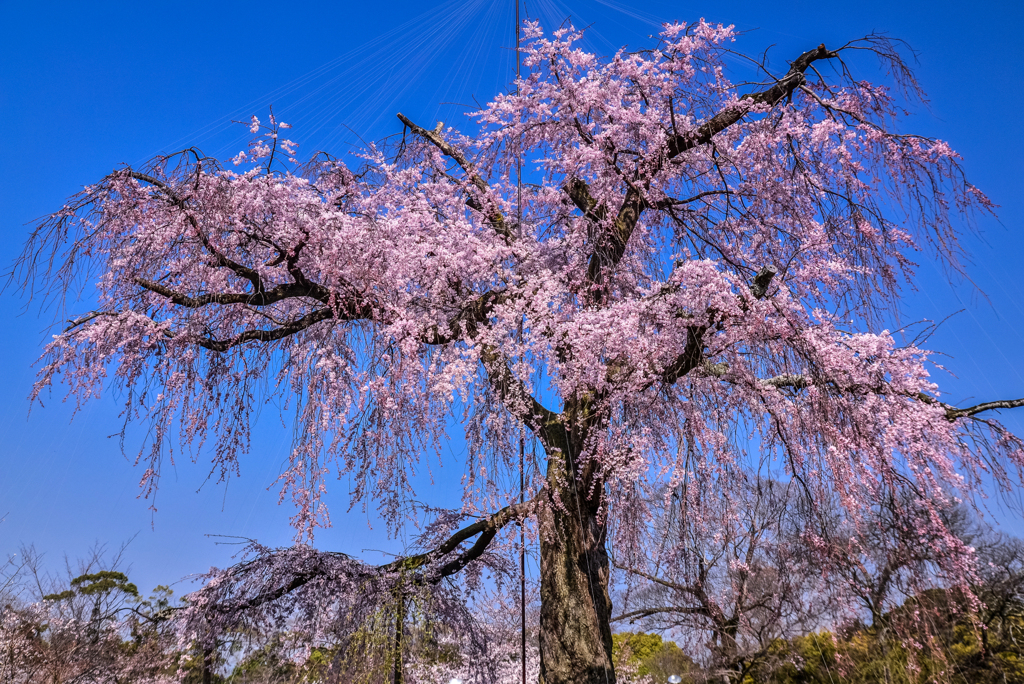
398 113 512 241
567 45 838 290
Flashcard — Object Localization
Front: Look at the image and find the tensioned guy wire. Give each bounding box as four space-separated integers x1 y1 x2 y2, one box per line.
140 0 676 170
143 0 499 160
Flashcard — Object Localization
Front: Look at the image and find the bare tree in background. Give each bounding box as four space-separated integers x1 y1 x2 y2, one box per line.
612 477 826 682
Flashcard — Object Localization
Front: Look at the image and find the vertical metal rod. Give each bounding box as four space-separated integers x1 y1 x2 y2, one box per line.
515 3 526 684
393 590 405 684
519 444 526 684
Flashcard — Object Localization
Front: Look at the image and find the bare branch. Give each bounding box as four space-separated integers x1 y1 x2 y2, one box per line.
611 606 709 623
754 373 1022 421
207 494 541 618
935 396 1024 421
63 310 121 332
381 493 540 581
652 189 735 209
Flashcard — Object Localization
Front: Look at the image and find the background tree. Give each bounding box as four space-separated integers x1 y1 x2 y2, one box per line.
740 515 1024 684
804 489 977 633
973 532 1024 662
613 477 824 681
16 19 1024 684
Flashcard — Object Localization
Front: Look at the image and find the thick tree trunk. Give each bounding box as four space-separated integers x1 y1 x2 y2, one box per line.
537 490 616 684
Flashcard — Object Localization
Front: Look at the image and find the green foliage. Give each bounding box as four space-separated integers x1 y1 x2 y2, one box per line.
42 570 139 602
407 623 462 668
227 639 300 684
177 648 227 684
71 570 139 598
753 595 1024 684
613 631 695 680
609 590 1024 683
225 639 356 684
613 631 665 672
138 584 174 612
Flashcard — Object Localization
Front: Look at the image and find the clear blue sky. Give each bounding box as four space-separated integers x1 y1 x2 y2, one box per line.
2 0 1023 597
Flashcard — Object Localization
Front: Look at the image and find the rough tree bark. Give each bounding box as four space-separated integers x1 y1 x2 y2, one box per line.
532 419 615 684
537 495 615 684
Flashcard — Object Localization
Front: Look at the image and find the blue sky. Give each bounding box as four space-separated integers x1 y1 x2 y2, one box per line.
2 0 1023 597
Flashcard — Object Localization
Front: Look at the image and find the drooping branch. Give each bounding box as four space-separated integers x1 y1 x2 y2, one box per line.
201 494 541 620
418 287 566 445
